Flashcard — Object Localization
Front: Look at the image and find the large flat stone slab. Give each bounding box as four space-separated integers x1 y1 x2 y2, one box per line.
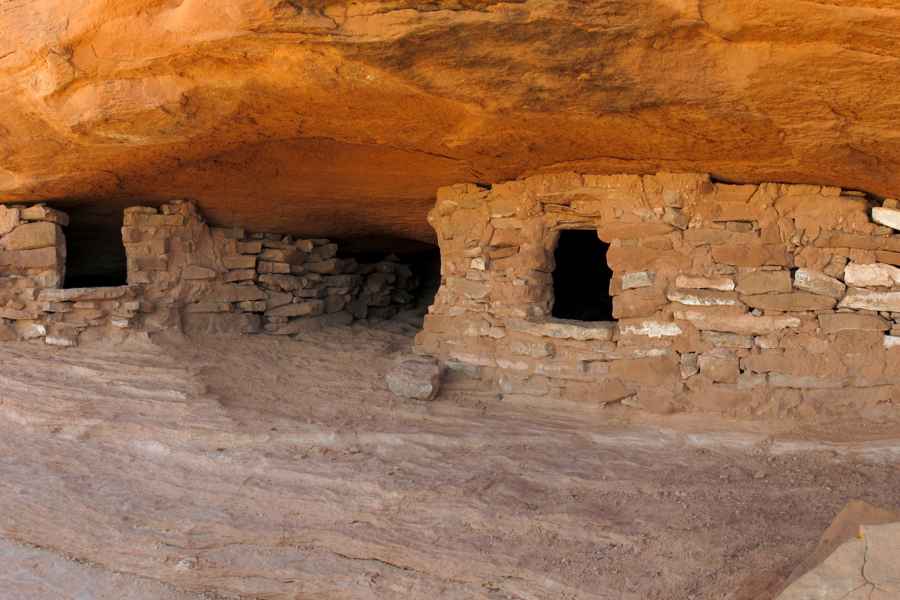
674 309 801 335
778 521 900 599
506 318 616 341
839 289 900 312
872 206 900 231
777 501 900 600
844 262 900 287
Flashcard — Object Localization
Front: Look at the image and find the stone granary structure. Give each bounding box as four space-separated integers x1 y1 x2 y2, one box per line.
6 171 900 417
0 200 418 346
416 173 900 416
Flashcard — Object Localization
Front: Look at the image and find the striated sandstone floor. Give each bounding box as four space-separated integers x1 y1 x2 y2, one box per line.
0 325 899 599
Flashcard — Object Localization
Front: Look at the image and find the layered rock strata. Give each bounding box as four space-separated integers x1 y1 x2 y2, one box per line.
416 173 900 415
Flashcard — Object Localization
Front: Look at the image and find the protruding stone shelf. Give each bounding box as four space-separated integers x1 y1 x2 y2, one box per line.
507 318 617 341
38 286 132 302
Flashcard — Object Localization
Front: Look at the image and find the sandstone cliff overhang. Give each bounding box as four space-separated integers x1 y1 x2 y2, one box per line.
3 2 900 242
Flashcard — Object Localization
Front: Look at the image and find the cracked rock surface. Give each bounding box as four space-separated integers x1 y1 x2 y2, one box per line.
777 521 900 600
5 2 900 239
0 325 899 598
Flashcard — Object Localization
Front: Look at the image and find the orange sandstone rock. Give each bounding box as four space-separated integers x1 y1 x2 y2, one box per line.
8 2 900 241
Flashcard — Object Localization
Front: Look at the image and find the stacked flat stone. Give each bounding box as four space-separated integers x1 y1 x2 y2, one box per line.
36 287 140 346
0 203 117 345
122 200 218 334
417 173 900 415
0 199 418 346
353 259 418 320
209 229 417 334
119 201 419 336
0 203 67 288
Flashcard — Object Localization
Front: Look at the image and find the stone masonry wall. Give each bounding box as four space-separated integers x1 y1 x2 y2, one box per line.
0 200 416 346
122 200 417 336
0 204 135 346
416 173 900 417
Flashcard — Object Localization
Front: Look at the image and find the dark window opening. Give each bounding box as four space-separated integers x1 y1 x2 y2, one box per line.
551 230 614 321
63 206 127 288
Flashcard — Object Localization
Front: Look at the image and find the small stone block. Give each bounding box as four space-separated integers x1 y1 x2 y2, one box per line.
621 271 655 290
386 355 443 401
182 265 217 280
237 300 267 313
236 241 263 254
257 261 291 274
223 255 257 270
20 205 69 226
225 269 256 283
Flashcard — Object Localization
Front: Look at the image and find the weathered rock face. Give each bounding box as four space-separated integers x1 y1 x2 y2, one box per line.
3 1 900 241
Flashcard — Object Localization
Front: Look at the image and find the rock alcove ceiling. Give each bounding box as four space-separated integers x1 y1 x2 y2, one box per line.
3 1 900 248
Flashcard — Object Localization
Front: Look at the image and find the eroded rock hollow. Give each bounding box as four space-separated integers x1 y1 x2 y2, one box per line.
4 1 900 246
5 5 900 598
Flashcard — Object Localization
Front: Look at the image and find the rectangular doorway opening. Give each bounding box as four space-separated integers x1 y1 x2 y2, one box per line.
63 205 127 288
551 229 614 321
